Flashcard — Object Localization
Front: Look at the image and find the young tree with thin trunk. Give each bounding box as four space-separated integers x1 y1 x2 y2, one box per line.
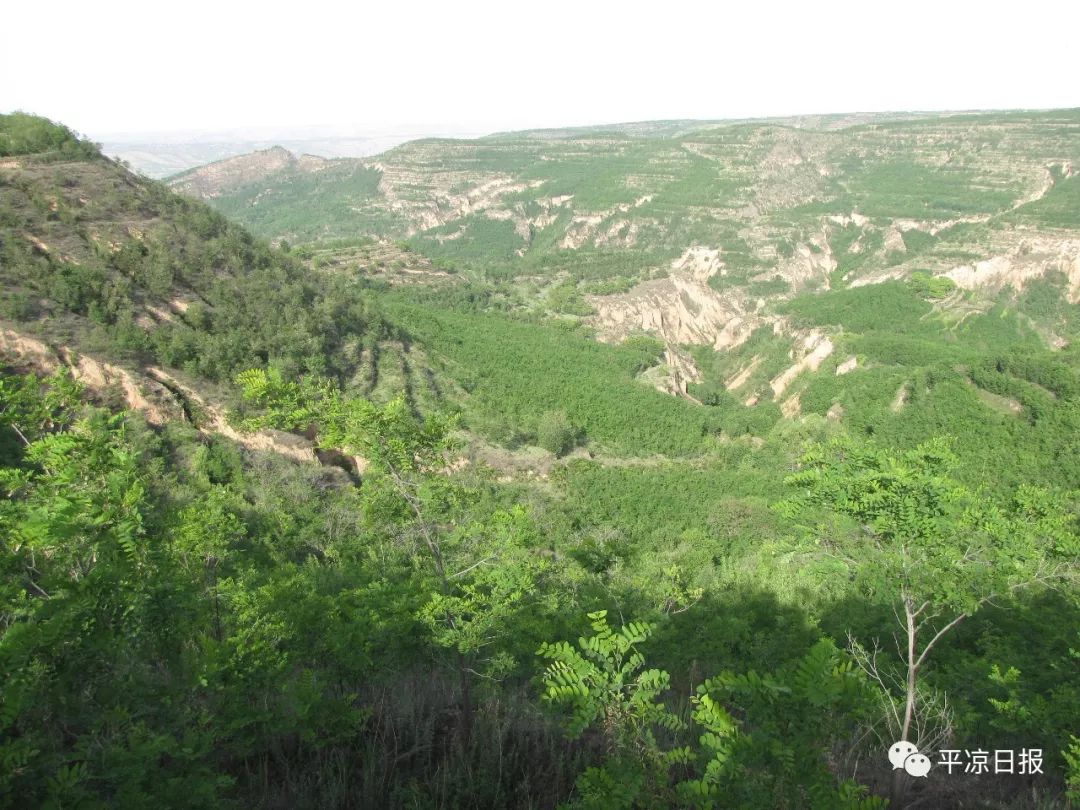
779 437 1078 806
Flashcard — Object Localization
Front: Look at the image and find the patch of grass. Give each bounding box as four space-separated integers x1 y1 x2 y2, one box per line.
745 276 792 297
409 216 526 269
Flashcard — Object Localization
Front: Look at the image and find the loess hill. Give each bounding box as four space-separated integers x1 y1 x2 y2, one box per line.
165 109 1080 487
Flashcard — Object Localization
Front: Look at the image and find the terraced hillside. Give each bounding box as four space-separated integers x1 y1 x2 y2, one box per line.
0 115 733 464
173 112 1080 348
175 111 1079 291
167 111 1080 474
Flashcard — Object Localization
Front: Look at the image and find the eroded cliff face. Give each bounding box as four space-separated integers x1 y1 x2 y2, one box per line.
586 235 839 350
588 248 764 352
584 240 845 400
944 237 1080 303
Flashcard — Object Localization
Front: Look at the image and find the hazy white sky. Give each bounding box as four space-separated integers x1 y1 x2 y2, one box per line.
3 0 1077 138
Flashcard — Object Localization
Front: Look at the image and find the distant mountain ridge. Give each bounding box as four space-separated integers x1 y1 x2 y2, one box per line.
104 128 487 178
169 146 332 198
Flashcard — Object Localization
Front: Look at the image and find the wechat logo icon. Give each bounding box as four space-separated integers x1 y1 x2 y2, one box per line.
889 740 932 777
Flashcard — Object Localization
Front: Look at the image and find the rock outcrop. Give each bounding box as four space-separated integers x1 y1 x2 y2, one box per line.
588 247 765 351
945 238 1080 303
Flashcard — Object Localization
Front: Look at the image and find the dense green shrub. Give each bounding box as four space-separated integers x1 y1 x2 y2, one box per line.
538 409 579 456
908 270 956 299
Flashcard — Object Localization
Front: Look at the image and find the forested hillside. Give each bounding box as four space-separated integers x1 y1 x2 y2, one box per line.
172 110 1080 484
3 113 1080 809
